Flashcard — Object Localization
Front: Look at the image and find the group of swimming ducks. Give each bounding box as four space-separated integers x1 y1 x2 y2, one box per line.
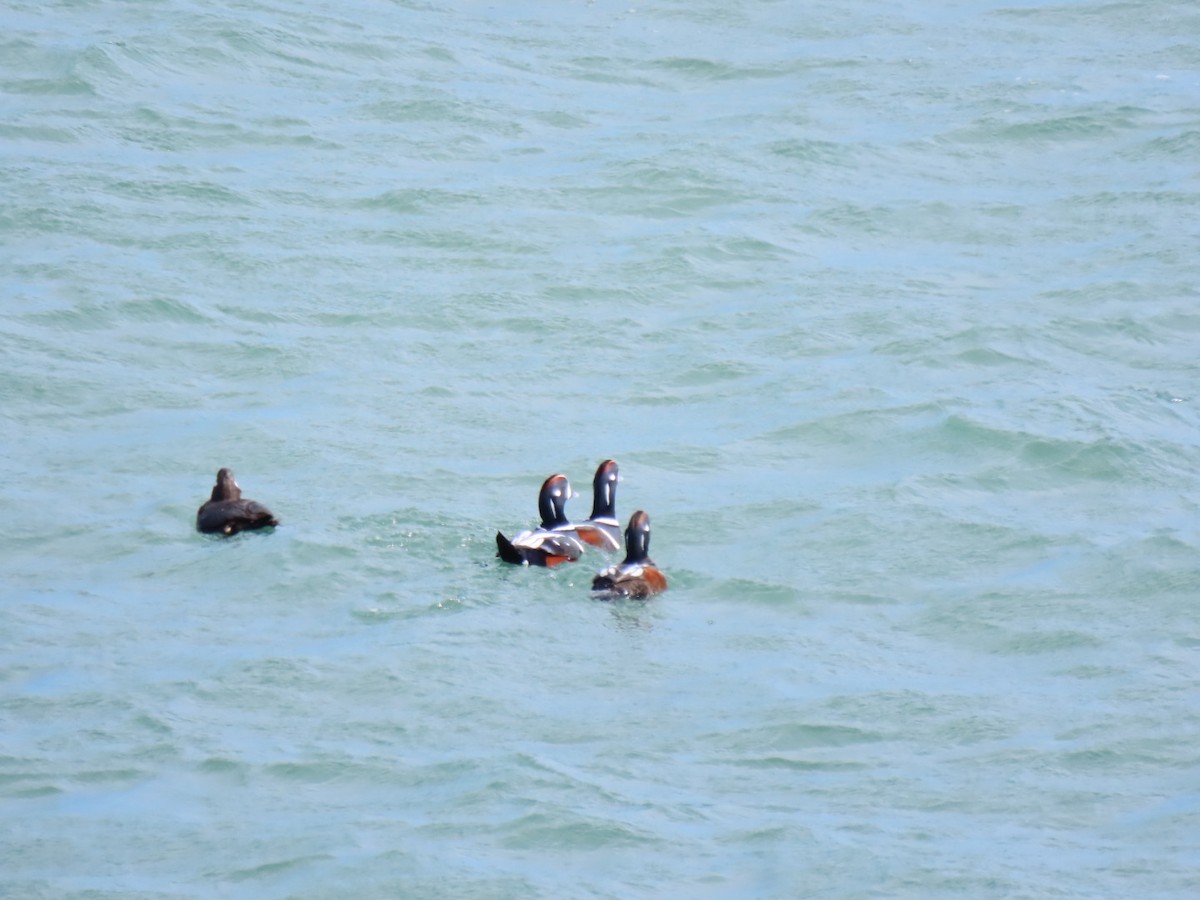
196 459 667 600
493 459 668 599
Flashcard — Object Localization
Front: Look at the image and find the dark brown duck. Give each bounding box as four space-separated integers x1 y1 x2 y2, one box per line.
197 468 279 536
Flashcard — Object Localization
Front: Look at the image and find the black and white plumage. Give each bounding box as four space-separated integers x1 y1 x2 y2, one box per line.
591 510 667 599
495 473 587 567
574 458 622 552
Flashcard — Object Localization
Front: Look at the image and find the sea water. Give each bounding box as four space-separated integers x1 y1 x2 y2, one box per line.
2 1 1198 897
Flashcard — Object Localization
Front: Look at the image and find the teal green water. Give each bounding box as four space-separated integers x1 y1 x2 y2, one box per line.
3 1 1199 897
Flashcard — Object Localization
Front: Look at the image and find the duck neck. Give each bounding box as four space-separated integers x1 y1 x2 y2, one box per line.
590 479 615 520
624 530 649 565
539 495 568 530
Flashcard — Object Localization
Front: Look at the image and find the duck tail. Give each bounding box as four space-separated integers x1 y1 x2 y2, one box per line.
495 531 524 565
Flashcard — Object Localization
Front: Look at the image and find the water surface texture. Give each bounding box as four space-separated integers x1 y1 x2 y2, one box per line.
3 1 1199 897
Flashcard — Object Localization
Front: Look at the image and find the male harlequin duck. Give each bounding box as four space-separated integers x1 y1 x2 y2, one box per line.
196 468 279 535
591 510 667 599
573 459 622 552
495 473 587 567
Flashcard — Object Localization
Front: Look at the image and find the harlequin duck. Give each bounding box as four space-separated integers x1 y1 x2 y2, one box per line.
495 473 587 567
591 510 667 599
197 468 279 535
573 459 622 552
